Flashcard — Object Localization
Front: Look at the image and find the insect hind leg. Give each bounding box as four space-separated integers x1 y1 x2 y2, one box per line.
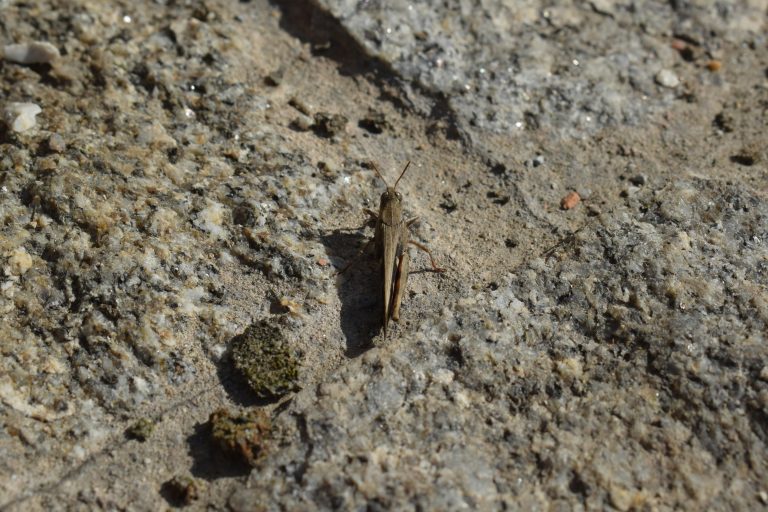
408 240 445 272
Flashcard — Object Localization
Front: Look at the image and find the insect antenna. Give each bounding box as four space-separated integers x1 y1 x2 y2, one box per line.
370 162 389 187
393 161 411 189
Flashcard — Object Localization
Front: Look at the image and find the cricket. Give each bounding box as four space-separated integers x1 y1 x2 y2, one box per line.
338 161 444 336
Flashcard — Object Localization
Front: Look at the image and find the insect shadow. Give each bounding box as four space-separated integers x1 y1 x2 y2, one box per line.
320 227 383 357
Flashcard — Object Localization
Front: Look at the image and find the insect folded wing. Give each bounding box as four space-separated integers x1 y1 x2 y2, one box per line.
391 248 409 322
380 221 402 334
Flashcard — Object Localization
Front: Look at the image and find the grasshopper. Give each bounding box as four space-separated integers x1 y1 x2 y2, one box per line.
338 161 444 336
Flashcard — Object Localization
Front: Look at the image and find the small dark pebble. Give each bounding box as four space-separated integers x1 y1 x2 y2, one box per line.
232 205 255 227
269 297 291 314
505 238 518 248
629 174 646 186
317 161 338 182
524 111 540 130
489 163 507 176
713 112 734 133
313 112 348 138
440 192 457 213
264 67 284 87
487 191 510 206
288 97 311 115
679 47 695 62
48 133 66 153
126 417 154 442
619 186 640 198
730 148 759 167
358 111 390 134
161 475 200 506
587 204 602 216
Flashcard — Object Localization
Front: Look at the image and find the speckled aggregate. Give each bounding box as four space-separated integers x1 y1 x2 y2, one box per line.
0 0 766 510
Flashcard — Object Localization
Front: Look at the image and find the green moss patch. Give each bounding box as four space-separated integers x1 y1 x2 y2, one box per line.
230 320 299 400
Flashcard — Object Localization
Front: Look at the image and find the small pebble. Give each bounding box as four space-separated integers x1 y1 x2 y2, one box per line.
288 97 311 116
3 41 60 64
671 39 687 51
655 69 680 88
313 112 348 138
730 146 760 167
532 155 545 167
7 247 33 275
620 186 641 197
358 111 390 134
126 417 155 442
440 192 458 213
264 67 284 87
3 102 42 132
714 112 734 132
587 204 602 216
560 191 581 210
290 115 312 132
48 133 66 153
162 475 200 506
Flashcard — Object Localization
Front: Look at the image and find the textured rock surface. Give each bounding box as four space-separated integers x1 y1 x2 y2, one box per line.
0 0 766 510
319 0 766 137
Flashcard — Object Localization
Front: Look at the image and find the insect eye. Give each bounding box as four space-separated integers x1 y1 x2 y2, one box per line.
396 192 402 199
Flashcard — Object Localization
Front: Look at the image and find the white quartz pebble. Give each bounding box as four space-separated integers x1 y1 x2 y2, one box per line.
655 69 680 88
3 41 60 64
3 102 42 132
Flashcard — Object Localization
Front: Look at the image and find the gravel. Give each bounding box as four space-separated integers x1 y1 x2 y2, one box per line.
1 0 766 509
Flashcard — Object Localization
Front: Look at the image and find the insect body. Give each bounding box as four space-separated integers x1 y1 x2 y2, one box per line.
339 161 444 336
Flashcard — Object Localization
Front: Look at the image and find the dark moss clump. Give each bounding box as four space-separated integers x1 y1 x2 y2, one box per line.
209 408 270 466
230 320 299 400
126 417 155 441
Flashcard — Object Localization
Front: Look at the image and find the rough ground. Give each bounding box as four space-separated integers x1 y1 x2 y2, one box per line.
0 0 766 510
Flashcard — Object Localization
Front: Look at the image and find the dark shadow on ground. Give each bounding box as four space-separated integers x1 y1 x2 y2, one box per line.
320 229 382 357
268 0 463 140
268 0 392 81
